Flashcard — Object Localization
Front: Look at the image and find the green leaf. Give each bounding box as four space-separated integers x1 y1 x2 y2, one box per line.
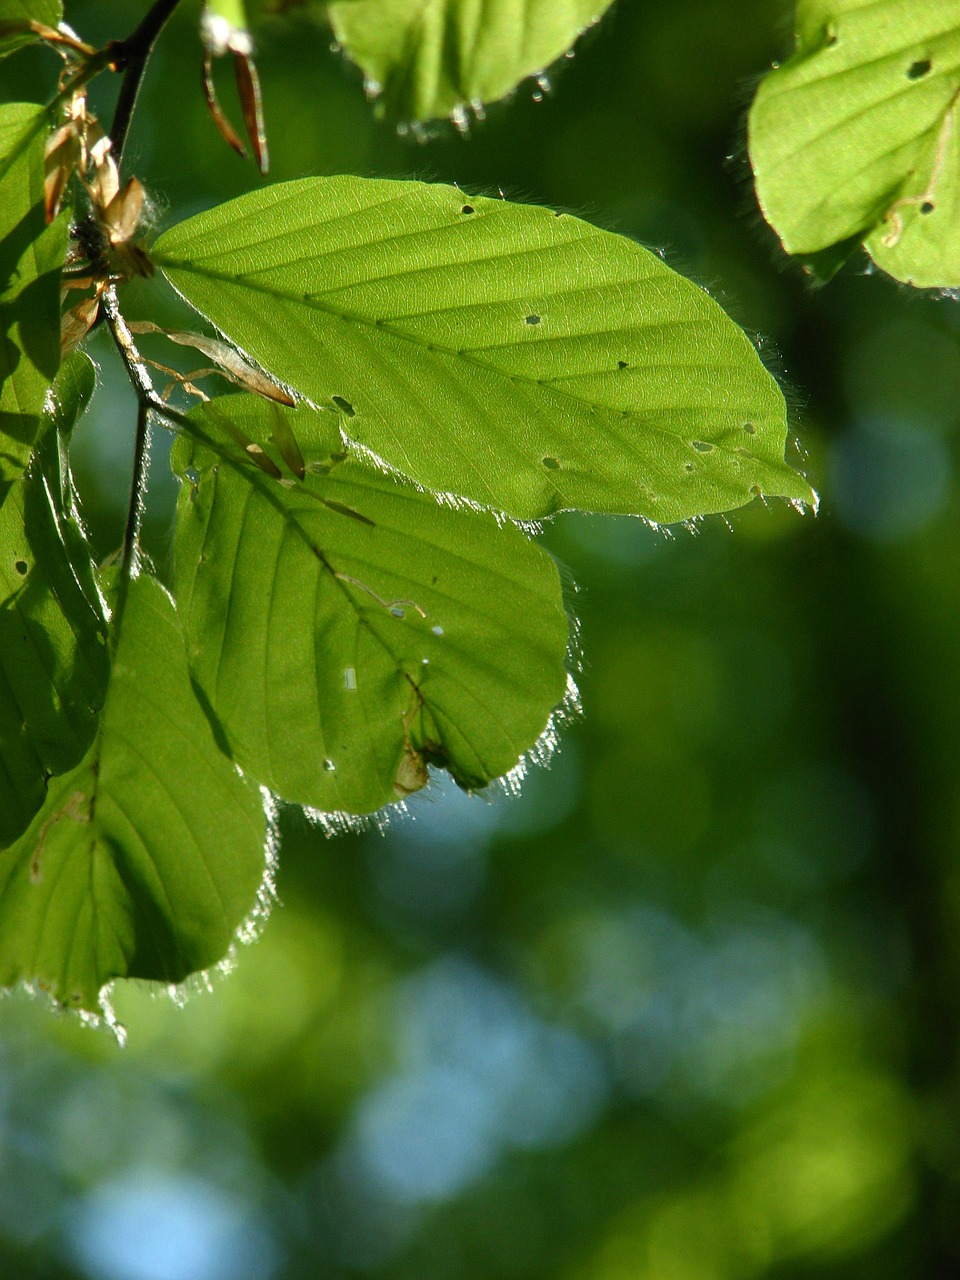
0 353 108 849
749 0 960 288
172 396 571 814
0 573 269 1012
153 177 813 523
0 102 68 479
324 0 616 124
0 0 62 59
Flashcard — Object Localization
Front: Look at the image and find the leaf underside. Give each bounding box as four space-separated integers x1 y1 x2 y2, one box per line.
325 0 617 123
173 397 571 815
749 0 960 287
153 176 813 524
0 575 268 1012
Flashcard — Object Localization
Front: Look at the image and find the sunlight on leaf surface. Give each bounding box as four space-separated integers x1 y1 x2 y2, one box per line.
0 574 268 1011
153 177 813 522
172 396 571 814
749 0 960 286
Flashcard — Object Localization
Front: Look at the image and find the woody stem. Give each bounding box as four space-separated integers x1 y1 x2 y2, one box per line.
108 0 186 165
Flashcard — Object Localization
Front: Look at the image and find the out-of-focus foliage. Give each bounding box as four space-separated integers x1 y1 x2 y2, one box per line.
0 0 61 58
0 0 958 1277
324 0 618 125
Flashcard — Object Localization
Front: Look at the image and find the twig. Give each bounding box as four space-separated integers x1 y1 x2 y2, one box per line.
101 284 160 407
100 286 162 590
108 0 186 165
122 401 151 578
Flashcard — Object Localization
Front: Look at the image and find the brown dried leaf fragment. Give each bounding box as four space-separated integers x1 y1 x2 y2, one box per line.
128 321 295 404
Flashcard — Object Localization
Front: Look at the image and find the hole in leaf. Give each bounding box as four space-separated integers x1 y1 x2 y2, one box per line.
921 201 935 215
461 204 475 214
617 360 628 370
542 456 560 469
431 625 444 637
525 314 541 326
390 606 405 618
344 667 357 690
323 758 336 772
332 395 356 417
691 440 715 453
14 560 27 575
908 58 932 79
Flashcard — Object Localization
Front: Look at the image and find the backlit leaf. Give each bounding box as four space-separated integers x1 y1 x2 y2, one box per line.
0 574 268 1011
172 396 571 815
325 0 616 123
153 177 813 523
749 0 960 287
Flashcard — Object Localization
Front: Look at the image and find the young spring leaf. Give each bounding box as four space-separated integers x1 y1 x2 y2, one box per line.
0 0 62 60
152 177 813 523
172 396 571 814
0 353 108 848
324 0 616 124
0 102 68 479
749 0 960 287
0 574 268 1012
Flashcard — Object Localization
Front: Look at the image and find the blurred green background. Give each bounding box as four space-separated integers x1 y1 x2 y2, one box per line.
3 1 960 1276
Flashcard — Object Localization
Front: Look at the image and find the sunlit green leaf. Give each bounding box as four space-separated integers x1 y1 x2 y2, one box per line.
0 0 61 59
153 177 813 523
325 0 615 123
0 573 268 1012
749 0 960 287
0 353 108 849
0 102 67 479
172 396 571 814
